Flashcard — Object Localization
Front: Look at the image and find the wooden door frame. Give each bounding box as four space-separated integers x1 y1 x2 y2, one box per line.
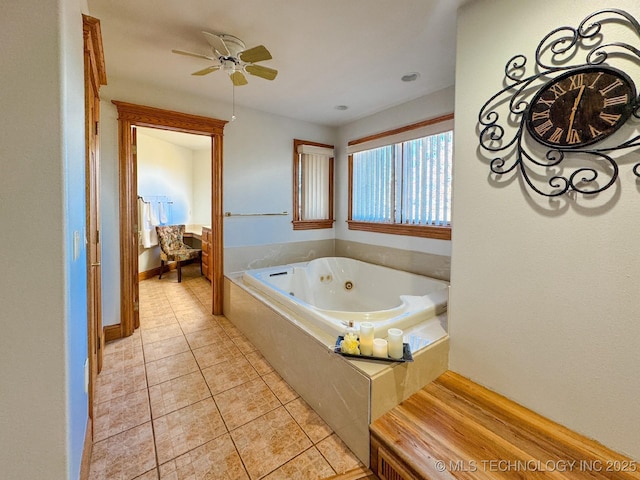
82 14 107 479
113 101 227 337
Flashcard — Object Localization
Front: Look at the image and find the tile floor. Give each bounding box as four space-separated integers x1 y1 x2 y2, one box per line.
89 263 363 480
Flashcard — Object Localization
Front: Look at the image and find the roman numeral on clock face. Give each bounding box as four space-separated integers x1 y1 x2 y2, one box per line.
569 74 585 90
566 129 581 144
589 125 603 138
599 112 621 126
531 109 550 121
599 78 623 96
602 94 628 107
548 127 564 144
535 119 554 137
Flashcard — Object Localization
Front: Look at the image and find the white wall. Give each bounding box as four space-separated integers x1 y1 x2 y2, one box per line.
193 148 212 225
137 131 198 272
452 0 640 460
0 0 88 478
336 86 455 258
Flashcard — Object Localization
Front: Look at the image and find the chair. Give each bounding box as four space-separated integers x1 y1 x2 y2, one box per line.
155 225 202 282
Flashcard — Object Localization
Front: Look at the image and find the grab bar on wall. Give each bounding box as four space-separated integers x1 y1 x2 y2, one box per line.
224 211 288 217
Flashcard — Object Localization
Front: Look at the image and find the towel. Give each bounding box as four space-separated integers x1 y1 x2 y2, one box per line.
139 197 158 248
159 201 168 224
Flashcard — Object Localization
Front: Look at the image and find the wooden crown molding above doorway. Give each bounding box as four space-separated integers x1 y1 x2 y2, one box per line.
113 101 227 338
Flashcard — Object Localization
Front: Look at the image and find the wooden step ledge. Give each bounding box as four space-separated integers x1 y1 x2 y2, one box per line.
370 371 639 479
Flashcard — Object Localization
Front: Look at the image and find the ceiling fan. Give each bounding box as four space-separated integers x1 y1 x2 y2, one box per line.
172 32 278 86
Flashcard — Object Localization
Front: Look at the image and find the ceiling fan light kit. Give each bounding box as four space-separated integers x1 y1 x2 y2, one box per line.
172 31 278 86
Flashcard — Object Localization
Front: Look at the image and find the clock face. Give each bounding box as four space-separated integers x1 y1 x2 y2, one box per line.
526 66 636 149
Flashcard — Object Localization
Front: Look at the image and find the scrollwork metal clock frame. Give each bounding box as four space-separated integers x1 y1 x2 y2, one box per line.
479 9 640 197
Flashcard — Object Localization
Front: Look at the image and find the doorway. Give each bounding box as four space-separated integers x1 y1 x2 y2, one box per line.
136 127 211 280
113 101 227 338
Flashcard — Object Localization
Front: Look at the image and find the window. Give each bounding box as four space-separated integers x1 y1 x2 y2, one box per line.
292 139 335 230
347 114 453 240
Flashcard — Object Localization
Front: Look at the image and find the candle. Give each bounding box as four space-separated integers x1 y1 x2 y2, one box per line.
359 322 374 356
372 338 388 358
387 328 404 360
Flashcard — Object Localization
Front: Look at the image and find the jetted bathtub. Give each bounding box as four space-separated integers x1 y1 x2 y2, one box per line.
242 257 449 338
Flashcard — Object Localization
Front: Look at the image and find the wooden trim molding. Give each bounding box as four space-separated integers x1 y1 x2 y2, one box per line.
79 417 92 480
103 324 123 343
347 220 451 240
347 113 454 147
114 101 227 337
292 138 335 230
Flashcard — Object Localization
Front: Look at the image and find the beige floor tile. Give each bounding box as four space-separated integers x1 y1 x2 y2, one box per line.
143 335 190 364
89 422 156 480
133 469 159 480
230 333 257 354
139 313 179 331
94 389 151 442
215 317 243 337
149 371 211 418
315 434 362 474
96 363 147 403
262 371 299 404
101 341 145 376
139 302 173 319
146 351 199 387
153 397 227 465
176 314 217 334
201 356 259 397
158 433 249 480
140 324 184 345
192 338 244 370
244 350 274 376
184 325 228 350
231 406 312 480
261 447 335 480
284 397 333 444
214 377 281 431
103 331 142 355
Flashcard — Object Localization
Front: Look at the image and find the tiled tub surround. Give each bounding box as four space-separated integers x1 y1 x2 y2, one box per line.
224 270 449 466
90 264 364 480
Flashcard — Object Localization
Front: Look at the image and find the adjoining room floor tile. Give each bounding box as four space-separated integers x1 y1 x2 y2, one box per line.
201 355 259 396
94 389 151 442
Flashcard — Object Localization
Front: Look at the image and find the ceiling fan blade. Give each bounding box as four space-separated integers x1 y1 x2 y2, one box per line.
245 64 278 81
229 71 248 86
202 31 229 56
191 65 220 76
239 45 272 64
172 49 215 61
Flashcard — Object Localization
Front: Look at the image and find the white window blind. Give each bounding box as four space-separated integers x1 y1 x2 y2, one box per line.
351 129 453 227
297 144 334 221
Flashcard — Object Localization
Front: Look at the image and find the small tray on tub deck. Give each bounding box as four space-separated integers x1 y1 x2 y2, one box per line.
334 336 414 362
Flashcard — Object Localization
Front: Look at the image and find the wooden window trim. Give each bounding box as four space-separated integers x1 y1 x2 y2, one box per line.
292 138 335 230
347 113 454 240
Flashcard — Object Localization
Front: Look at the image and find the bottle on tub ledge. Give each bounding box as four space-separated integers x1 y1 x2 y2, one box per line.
340 321 360 355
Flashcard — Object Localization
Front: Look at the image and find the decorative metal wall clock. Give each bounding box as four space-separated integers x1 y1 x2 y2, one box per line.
479 9 640 197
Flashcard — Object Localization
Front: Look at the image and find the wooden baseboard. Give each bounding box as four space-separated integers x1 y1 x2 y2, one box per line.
103 324 122 343
79 417 92 480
